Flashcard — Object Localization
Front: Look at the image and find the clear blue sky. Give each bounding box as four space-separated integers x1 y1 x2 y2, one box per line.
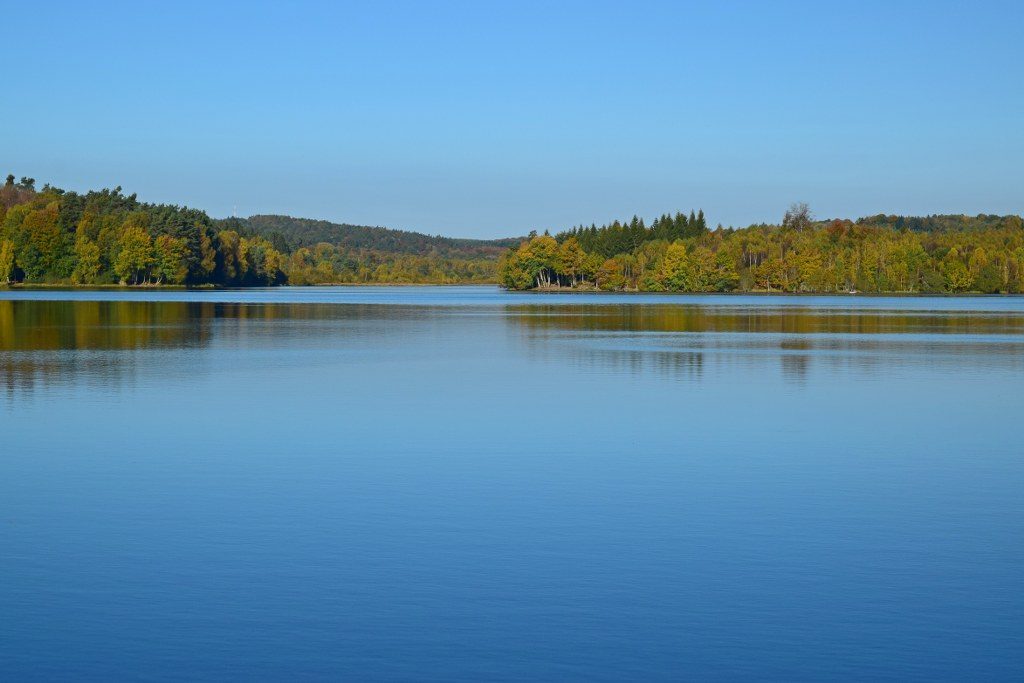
5 1 1022 238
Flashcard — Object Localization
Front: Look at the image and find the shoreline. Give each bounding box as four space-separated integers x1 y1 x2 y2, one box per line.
512 287 1024 297
0 281 494 290
1 282 1021 297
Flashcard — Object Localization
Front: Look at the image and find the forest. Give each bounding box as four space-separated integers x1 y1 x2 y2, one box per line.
238 215 517 259
5 174 1022 293
499 204 1024 294
0 176 498 286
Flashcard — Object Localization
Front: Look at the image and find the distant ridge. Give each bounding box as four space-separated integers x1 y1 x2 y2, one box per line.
233 214 521 259
853 213 1023 233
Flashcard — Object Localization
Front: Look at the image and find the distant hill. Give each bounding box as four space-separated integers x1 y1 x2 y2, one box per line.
230 214 521 259
853 213 1023 233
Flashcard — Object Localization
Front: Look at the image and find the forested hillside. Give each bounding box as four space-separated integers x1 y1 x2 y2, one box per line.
855 213 1018 233
500 205 1024 293
0 175 501 286
237 214 517 258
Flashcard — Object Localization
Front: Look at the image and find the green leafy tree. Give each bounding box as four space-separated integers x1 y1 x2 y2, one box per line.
498 246 533 290
217 229 243 283
114 225 153 284
71 237 101 284
153 235 189 284
657 243 694 290
0 239 14 284
942 249 972 291
558 237 587 286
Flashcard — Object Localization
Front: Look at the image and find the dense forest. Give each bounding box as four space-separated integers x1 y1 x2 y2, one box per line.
0 176 285 286
500 204 1024 293
5 174 1022 292
238 215 517 259
0 175 501 286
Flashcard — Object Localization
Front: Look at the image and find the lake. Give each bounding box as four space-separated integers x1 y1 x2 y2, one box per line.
2 286 1022 680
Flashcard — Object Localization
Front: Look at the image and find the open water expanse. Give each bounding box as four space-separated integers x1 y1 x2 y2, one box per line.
2 286 1022 680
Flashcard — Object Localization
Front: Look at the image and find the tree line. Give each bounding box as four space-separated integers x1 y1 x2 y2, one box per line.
500 204 1024 293
0 176 286 286
0 176 496 286
560 210 709 257
7 175 1021 293
285 243 495 284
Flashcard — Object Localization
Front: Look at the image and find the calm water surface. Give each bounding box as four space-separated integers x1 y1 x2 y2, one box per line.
2 287 1022 680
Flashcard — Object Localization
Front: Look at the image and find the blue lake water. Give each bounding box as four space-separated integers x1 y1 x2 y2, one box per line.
2 286 1022 680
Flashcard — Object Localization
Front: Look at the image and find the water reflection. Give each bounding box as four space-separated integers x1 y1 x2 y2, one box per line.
503 303 1024 335
0 301 429 394
506 304 1024 383
2 298 1024 394
0 300 212 351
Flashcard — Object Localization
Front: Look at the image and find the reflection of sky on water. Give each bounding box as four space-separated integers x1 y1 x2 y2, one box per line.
4 285 1024 312
3 288 1024 680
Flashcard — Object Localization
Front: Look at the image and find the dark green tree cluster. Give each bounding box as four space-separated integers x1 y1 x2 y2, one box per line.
558 210 708 258
501 207 1024 294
